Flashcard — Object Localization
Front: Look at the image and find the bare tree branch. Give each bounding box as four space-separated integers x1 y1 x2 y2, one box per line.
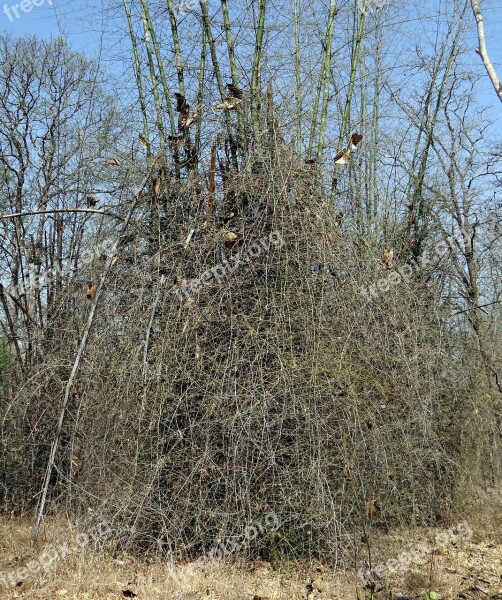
1 208 128 222
471 0 502 103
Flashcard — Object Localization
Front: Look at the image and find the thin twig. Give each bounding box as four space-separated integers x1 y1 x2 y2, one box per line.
451 299 502 316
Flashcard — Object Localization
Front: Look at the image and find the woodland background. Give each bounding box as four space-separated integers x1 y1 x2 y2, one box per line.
0 0 501 563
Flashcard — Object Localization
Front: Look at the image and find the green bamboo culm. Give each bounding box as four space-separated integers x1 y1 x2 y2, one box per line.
122 0 151 165
167 0 200 174
140 0 177 133
199 0 238 169
316 0 337 164
221 0 246 147
195 26 207 156
167 0 186 94
140 3 167 159
293 0 302 156
251 0 267 159
308 0 337 161
139 0 180 177
136 0 180 179
221 0 239 90
368 22 383 229
331 0 366 201
338 0 366 146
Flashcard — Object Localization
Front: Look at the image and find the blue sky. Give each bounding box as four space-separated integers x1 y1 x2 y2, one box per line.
0 0 500 128
1 0 58 37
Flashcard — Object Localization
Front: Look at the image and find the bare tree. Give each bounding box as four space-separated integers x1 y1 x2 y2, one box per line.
0 35 130 369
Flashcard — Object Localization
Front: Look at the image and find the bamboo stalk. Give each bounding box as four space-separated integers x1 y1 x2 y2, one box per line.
316 0 337 164
293 0 302 155
140 1 177 135
370 27 382 227
140 4 167 158
123 0 151 164
251 0 267 157
360 60 369 231
308 0 337 161
199 0 238 169
167 0 186 94
266 80 275 163
361 18 382 232
199 1 226 103
221 0 245 145
340 4 365 143
138 0 179 177
221 0 239 89
167 0 199 174
308 66 323 157
195 27 207 156
332 0 365 196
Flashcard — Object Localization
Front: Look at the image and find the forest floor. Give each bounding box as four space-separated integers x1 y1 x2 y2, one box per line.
0 487 501 600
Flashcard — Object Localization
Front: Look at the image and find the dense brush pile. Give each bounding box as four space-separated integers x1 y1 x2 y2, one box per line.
1 147 475 560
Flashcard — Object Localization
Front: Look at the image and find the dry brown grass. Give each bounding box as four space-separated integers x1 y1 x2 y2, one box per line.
451 485 502 542
1 506 501 600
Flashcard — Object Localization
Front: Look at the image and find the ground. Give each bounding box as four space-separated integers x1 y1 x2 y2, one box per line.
0 487 500 599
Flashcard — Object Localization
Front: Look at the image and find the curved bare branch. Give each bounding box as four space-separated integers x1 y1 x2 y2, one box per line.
1 208 127 222
471 0 502 103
